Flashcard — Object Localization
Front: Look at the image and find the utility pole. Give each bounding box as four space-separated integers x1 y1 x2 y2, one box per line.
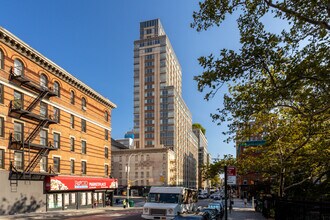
224 165 228 220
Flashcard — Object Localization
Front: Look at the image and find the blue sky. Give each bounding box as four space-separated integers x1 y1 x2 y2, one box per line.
1 0 242 159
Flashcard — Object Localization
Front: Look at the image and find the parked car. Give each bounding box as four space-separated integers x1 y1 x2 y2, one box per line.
173 212 211 220
200 208 221 220
210 193 221 200
198 193 208 199
208 202 224 219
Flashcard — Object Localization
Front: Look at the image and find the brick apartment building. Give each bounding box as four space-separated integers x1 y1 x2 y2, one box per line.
0 27 117 214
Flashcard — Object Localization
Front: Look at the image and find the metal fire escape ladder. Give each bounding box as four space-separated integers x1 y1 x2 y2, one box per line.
26 90 49 112
9 162 18 192
25 120 49 144
24 147 50 174
8 66 58 181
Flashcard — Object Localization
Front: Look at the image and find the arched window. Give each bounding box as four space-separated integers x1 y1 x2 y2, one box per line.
14 59 24 76
81 97 86 110
53 81 60 97
104 111 109 121
40 74 48 88
70 91 75 104
0 49 4 69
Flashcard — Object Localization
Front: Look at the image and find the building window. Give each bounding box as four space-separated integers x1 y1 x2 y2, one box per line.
81 161 86 175
104 147 108 159
70 137 75 152
104 164 109 177
53 107 60 123
14 59 24 76
40 156 48 172
14 151 23 170
0 116 4 137
53 157 60 173
70 159 75 174
13 90 23 109
0 83 4 104
40 74 48 88
53 81 60 97
145 48 152 53
105 129 108 140
81 140 86 154
70 114 75 128
70 91 75 105
0 49 4 69
104 111 109 122
81 119 86 132
40 129 48 146
40 102 48 117
53 133 60 149
81 97 86 110
14 122 23 142
0 149 4 169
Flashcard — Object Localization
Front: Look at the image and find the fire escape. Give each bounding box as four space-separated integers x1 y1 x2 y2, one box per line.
8 67 59 186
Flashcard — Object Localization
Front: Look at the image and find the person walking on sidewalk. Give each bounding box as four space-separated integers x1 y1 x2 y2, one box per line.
123 199 127 208
244 198 247 207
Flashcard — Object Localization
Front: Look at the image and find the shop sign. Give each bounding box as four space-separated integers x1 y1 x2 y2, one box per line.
45 176 118 191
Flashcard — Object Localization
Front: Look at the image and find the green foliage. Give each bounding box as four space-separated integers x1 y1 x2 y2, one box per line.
202 154 236 179
192 0 330 199
192 123 206 135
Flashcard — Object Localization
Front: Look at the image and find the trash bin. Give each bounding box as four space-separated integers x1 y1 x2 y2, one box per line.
129 199 134 207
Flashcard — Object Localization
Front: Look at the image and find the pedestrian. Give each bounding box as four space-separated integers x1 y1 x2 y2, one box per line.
229 201 233 213
244 198 247 207
123 199 127 208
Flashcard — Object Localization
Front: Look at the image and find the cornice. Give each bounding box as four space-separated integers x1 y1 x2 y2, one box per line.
0 27 116 109
112 147 172 154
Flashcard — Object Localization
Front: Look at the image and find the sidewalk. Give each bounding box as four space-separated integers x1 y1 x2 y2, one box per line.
0 204 143 220
227 198 267 220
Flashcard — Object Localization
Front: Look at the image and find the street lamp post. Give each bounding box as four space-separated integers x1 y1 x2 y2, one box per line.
126 154 136 207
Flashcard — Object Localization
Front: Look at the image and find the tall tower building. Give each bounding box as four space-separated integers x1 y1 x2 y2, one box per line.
193 128 209 189
133 19 198 187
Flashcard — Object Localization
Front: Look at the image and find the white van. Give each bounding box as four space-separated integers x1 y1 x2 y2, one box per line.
142 186 197 220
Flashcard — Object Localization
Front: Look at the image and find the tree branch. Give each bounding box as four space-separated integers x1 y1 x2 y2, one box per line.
284 176 312 191
264 0 330 30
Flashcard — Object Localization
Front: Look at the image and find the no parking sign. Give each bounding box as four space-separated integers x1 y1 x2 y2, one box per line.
227 166 236 185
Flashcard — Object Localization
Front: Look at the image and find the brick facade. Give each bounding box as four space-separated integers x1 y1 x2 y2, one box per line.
0 27 116 214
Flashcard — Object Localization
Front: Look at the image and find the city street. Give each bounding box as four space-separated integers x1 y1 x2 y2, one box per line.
0 197 268 220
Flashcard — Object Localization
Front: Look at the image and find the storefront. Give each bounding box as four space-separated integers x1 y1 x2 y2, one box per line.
44 176 118 211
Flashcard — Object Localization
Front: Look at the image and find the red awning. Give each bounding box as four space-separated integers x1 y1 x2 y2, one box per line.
45 176 118 192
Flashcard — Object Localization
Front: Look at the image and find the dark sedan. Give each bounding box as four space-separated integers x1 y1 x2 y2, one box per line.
199 208 221 220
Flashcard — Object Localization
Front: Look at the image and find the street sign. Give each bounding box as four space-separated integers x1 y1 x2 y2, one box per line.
227 166 236 185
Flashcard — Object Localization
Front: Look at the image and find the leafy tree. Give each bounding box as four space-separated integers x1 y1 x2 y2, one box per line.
202 154 236 181
192 123 206 135
191 0 330 199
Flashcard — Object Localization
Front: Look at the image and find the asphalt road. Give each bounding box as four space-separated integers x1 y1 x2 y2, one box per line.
66 198 215 220
66 210 143 220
